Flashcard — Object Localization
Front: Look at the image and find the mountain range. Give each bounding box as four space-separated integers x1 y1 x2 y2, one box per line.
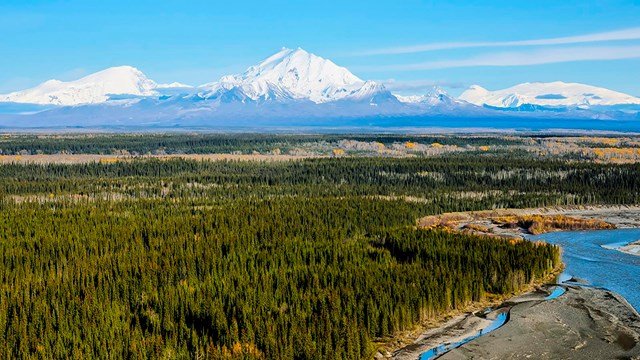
460 82 640 108
1 48 639 129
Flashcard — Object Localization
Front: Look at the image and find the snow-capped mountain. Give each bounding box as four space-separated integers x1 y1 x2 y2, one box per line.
0 66 160 106
394 86 490 118
198 75 297 103
343 81 399 105
459 82 640 108
397 86 464 106
198 48 391 104
1 48 640 129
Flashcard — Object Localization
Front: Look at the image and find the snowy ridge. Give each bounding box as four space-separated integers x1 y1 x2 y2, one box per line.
345 81 398 105
460 82 640 108
0 66 159 106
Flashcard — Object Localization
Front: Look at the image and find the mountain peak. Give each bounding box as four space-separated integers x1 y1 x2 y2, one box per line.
97 65 142 74
211 48 365 103
396 85 458 106
82 66 155 87
348 80 385 97
467 84 488 93
425 85 449 98
0 66 159 106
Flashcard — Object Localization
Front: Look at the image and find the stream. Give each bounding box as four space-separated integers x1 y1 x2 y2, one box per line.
417 285 566 360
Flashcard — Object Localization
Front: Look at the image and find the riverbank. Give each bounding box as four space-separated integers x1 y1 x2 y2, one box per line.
391 284 559 360
418 205 640 241
439 285 640 359
418 205 640 259
374 295 514 359
377 267 563 359
393 285 640 359
619 240 640 256
539 205 640 229
390 207 640 359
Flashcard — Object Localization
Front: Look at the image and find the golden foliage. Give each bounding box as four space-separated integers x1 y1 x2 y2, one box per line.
420 210 616 237
418 212 470 229
221 342 263 359
462 223 491 233
492 214 615 235
580 147 640 163
99 157 119 164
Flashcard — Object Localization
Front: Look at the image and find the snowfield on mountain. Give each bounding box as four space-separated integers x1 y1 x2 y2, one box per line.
199 48 378 104
460 82 640 108
0 66 160 106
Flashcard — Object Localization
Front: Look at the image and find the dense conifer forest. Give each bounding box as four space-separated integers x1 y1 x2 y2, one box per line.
1 134 637 359
0 134 526 155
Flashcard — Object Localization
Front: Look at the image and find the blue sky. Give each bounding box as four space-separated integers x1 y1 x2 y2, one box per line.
1 0 640 96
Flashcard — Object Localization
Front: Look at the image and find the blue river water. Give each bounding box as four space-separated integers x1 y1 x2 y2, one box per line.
418 285 566 360
530 228 640 310
418 311 509 360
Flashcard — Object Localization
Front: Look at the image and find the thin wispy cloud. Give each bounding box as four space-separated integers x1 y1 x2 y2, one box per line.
360 45 640 72
355 27 640 56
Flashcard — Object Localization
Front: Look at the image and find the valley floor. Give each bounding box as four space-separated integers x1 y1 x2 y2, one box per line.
1 134 638 359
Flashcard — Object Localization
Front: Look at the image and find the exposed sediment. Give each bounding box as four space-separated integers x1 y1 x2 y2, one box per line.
395 206 640 359
619 240 640 256
441 285 640 359
393 285 640 359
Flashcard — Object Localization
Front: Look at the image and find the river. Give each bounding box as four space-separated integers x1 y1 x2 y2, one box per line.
530 228 640 310
416 228 640 359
